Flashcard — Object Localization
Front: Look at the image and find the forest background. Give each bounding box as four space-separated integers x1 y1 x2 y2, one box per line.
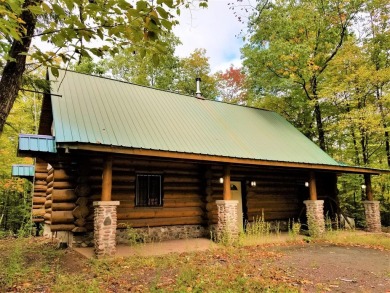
0 0 389 235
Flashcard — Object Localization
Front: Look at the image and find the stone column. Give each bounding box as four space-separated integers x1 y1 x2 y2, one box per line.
363 201 381 233
304 200 325 237
216 200 238 242
93 201 120 258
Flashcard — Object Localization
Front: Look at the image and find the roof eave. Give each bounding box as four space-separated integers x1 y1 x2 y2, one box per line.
58 143 387 175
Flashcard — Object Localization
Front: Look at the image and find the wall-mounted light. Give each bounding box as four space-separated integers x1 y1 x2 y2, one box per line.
219 177 224 184
305 182 309 187
250 181 256 187
361 184 366 190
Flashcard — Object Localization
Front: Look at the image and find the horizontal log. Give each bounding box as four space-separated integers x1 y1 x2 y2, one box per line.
44 213 51 221
33 197 46 204
32 209 45 216
45 208 52 213
52 189 76 202
35 173 47 181
91 184 133 191
46 187 53 195
33 192 46 198
163 198 204 208
163 177 201 183
247 207 299 215
248 185 298 196
34 186 46 192
33 218 44 223
118 216 204 228
72 206 89 218
164 169 200 176
74 218 86 227
72 227 87 232
164 192 202 199
90 193 133 201
50 224 75 231
247 211 299 221
117 207 203 220
46 173 54 183
247 202 300 210
52 202 76 211
89 175 135 183
75 184 91 197
164 182 200 189
33 204 44 209
54 169 72 181
44 200 52 208
75 197 88 206
51 211 74 224
46 194 52 201
48 168 54 176
34 179 47 186
53 181 73 189
206 203 217 212
246 193 299 201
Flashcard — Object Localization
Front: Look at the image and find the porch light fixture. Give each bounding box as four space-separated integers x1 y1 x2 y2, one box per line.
250 181 256 187
219 177 224 184
305 182 309 187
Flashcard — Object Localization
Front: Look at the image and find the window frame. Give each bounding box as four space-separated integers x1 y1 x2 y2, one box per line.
135 173 163 207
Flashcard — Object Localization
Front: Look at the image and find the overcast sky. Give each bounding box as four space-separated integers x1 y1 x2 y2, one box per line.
173 1 250 73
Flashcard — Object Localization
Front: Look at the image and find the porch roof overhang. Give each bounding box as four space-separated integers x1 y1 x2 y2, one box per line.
18 134 57 155
11 164 35 179
58 142 388 175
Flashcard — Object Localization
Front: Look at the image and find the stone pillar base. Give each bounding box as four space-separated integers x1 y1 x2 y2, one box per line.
93 201 120 258
304 200 325 237
216 200 238 242
363 201 381 233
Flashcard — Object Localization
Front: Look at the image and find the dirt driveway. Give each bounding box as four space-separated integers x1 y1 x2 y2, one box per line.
267 243 390 292
73 238 390 292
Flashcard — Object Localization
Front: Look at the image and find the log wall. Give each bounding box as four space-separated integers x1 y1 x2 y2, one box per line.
37 153 338 233
206 166 311 225
43 163 77 232
32 161 48 223
84 157 207 230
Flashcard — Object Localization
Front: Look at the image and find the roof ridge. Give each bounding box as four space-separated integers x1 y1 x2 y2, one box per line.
54 68 272 113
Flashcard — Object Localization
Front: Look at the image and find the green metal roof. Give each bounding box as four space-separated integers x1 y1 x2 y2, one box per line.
48 70 340 166
18 134 57 153
12 164 35 178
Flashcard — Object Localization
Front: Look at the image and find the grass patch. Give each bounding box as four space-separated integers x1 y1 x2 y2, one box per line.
320 230 390 250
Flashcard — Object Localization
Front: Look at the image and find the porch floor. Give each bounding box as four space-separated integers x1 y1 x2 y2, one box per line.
74 238 216 258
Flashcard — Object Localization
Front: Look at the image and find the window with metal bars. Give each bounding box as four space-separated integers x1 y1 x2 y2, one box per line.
135 174 162 207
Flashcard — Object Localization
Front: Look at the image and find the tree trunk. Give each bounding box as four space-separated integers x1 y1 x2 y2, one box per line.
376 88 390 168
0 0 40 133
314 101 326 151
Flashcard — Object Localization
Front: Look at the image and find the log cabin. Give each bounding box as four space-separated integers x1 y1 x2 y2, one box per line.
17 69 388 256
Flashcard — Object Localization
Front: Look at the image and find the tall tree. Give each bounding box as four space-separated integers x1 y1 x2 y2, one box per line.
242 0 364 151
0 0 208 134
176 48 218 99
215 65 247 104
104 33 181 90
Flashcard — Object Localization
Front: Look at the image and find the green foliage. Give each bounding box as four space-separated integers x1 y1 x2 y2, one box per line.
243 0 390 226
103 44 219 99
175 48 218 99
104 32 181 90
0 75 41 234
288 219 301 240
0 0 208 73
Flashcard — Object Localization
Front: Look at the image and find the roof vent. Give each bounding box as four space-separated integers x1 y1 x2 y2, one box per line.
195 77 205 100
